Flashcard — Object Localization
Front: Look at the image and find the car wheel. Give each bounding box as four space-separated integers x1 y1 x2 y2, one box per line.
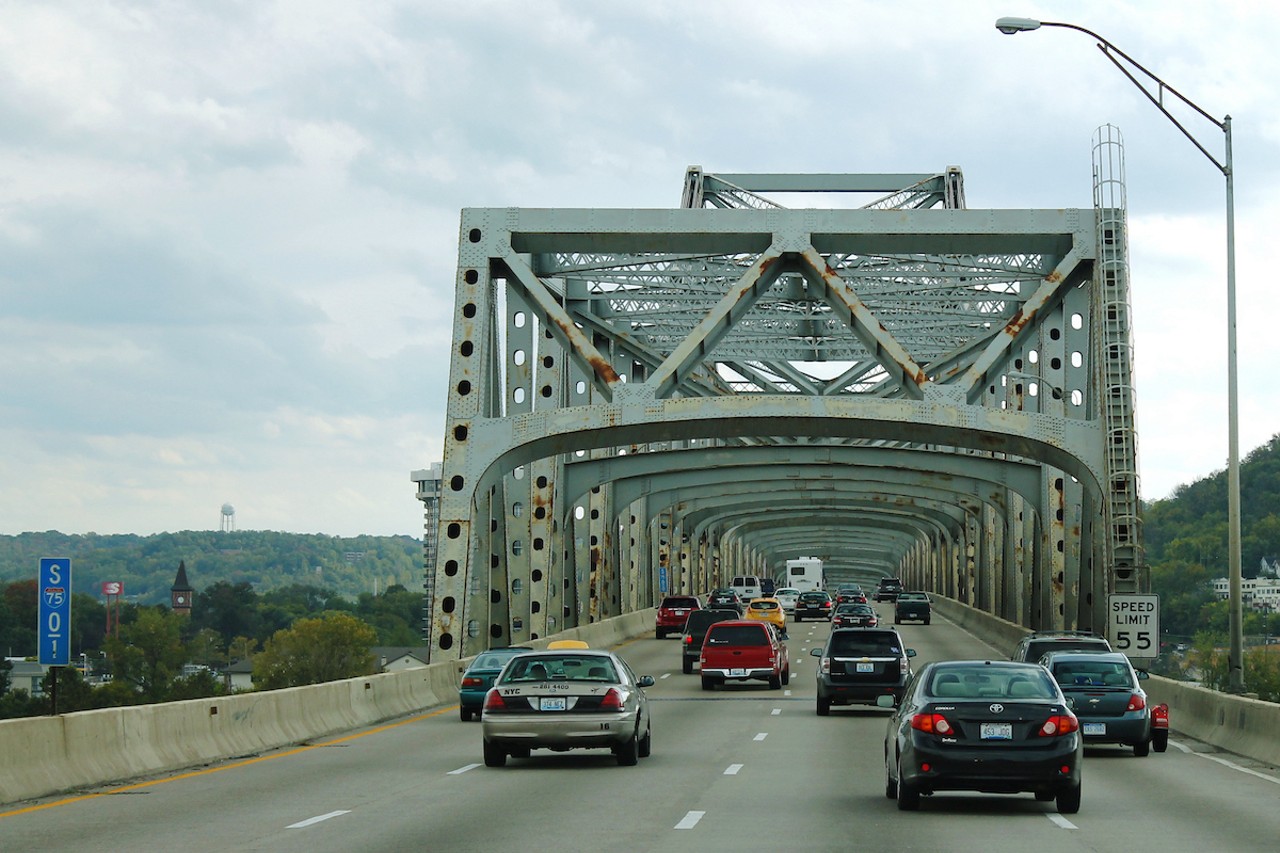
816 695 831 716
769 673 782 690
701 676 714 691
884 752 898 799
894 616 902 625
924 618 931 625
682 658 693 674
616 731 640 766
509 747 531 759
1056 781 1082 814
782 667 790 686
638 725 652 758
483 739 506 768
1153 730 1168 753
655 628 664 640
896 758 920 811
794 615 802 623
1134 738 1151 757
459 706 473 722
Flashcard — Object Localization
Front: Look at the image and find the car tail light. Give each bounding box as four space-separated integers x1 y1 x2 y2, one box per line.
1127 694 1147 712
820 656 831 675
911 713 953 735
599 688 624 711
483 690 506 711
683 635 692 645
461 676 484 688
1038 714 1080 736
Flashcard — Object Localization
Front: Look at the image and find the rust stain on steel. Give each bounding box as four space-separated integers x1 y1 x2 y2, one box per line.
549 313 621 383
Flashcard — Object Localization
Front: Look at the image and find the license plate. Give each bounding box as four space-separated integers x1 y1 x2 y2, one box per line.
856 662 875 673
540 696 567 711
980 723 1013 740
729 668 747 677
1083 722 1106 736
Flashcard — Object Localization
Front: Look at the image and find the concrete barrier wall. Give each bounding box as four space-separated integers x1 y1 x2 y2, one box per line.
0 608 656 806
930 595 1280 766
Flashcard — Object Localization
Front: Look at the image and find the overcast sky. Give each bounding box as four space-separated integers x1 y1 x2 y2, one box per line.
2 1 1277 538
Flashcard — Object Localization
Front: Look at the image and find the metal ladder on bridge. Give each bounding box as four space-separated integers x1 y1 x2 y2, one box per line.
1093 125 1145 594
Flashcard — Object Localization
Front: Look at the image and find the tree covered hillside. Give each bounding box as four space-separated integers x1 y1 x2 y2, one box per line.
1144 433 1280 575
0 531 423 605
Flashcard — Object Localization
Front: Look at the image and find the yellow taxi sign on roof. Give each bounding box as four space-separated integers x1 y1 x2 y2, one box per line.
546 639 590 649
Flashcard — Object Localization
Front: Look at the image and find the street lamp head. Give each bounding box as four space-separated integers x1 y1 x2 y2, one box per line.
996 16 1042 34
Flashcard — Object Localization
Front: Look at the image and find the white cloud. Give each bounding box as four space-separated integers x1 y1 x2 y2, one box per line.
1 0 1277 536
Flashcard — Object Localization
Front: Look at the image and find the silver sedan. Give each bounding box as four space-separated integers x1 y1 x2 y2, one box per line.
481 650 654 767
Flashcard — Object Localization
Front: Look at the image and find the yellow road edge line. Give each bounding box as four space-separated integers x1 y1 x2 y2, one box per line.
0 704 456 820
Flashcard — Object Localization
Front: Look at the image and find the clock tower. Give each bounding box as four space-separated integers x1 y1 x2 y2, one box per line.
171 560 194 615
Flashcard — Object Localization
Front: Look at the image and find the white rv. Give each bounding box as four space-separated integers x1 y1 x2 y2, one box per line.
785 557 825 593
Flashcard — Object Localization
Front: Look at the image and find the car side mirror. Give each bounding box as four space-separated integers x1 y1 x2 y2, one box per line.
1135 670 1149 681
637 675 655 688
1064 696 1076 711
810 647 822 657
876 694 897 709
906 649 917 658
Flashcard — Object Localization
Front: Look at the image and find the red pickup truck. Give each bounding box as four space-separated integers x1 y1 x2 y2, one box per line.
699 620 790 690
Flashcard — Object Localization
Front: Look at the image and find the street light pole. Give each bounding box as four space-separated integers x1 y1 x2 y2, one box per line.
996 16 1245 692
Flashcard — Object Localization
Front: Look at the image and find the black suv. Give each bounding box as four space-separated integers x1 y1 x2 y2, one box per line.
811 628 916 715
793 590 833 622
874 578 904 602
1010 630 1112 663
680 609 741 674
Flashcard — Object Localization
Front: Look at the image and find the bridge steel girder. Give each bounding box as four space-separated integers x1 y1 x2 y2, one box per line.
425 175 1143 660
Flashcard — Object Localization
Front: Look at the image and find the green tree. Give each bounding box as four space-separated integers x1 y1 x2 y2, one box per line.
253 612 378 690
104 608 186 701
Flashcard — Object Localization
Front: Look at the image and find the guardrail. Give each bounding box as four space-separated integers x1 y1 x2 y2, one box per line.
0 609 656 805
928 595 1280 766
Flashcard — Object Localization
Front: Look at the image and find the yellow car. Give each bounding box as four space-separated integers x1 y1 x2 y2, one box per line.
546 639 591 650
744 598 787 636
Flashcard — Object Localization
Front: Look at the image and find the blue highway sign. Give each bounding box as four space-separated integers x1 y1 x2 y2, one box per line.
38 558 72 666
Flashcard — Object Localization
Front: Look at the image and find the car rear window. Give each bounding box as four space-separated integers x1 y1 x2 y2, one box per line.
897 593 927 601
1050 661 1134 688
749 600 779 611
705 625 770 646
828 633 901 656
799 592 828 601
928 666 1057 699
501 655 618 683
1026 639 1111 660
661 597 699 608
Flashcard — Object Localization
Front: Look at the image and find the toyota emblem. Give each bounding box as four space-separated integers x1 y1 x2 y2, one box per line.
989 703 1004 713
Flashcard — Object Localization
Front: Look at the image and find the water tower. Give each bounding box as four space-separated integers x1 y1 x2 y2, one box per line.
220 503 236 532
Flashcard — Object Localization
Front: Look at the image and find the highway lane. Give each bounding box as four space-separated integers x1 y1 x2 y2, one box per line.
4 605 1280 852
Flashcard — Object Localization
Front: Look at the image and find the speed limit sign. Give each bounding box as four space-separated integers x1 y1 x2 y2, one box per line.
1108 594 1160 658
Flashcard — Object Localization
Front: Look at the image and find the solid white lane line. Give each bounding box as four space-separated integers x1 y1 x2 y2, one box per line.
771 708 781 715
661 673 671 679
675 811 705 830
724 764 743 775
447 763 481 775
1046 814 1077 830
287 811 351 829
753 732 768 741
1193 751 1280 784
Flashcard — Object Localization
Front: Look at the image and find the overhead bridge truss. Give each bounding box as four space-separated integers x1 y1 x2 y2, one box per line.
425 144 1143 659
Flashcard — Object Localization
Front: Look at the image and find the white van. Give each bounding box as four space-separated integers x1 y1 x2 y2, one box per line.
731 575 763 601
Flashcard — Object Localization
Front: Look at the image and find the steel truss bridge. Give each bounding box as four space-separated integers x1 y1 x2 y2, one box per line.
416 127 1145 660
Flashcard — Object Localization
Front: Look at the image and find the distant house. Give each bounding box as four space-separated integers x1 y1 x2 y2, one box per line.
373 647 431 672
8 661 50 696
222 659 255 692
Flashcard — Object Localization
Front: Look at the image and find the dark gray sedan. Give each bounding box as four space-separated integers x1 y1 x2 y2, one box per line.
1038 651 1154 756
481 649 654 767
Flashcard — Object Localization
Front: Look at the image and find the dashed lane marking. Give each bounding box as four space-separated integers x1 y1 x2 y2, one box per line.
753 733 768 741
447 763 481 775
1046 814 1077 830
288 811 351 829
675 811 706 830
724 764 743 775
